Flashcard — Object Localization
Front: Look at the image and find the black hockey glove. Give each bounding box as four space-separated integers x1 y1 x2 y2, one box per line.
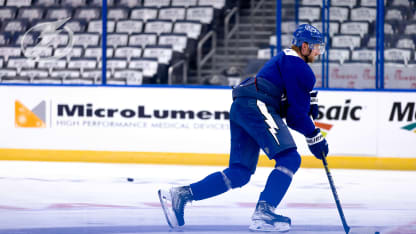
309 90 319 120
305 128 329 160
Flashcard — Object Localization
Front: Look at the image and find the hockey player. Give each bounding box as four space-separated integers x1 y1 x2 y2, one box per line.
158 24 329 232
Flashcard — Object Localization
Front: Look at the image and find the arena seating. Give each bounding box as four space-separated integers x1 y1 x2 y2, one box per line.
263 1 416 63
0 0 235 85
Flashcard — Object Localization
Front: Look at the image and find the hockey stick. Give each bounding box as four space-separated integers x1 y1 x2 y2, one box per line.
322 155 350 234
322 155 380 234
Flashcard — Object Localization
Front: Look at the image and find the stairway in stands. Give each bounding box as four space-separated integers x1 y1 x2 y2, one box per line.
188 0 280 85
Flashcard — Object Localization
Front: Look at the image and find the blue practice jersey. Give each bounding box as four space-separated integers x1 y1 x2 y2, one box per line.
256 48 316 136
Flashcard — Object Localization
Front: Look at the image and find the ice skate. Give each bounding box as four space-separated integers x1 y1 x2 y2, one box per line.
158 186 193 228
249 201 291 232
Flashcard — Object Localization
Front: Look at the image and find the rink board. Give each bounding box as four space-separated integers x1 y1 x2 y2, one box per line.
0 86 415 170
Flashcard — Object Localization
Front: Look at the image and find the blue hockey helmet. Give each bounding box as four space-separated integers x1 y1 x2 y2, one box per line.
292 24 325 55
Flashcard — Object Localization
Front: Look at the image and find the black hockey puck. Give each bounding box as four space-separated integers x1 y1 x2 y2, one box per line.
127 177 134 182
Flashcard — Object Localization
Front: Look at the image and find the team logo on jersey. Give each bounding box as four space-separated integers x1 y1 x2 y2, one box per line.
401 122 416 133
15 100 46 128
314 121 333 137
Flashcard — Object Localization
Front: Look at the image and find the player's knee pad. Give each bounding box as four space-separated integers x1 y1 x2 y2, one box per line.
273 148 302 178
222 164 252 189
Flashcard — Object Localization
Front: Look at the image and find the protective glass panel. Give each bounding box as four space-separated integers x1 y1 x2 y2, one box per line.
383 0 416 89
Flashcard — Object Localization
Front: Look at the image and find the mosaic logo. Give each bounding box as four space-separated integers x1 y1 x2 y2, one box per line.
21 17 74 60
389 102 416 134
401 123 416 133
15 100 46 128
314 121 333 137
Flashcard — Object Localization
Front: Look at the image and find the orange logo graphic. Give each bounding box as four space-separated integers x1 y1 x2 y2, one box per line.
15 100 46 128
314 121 333 137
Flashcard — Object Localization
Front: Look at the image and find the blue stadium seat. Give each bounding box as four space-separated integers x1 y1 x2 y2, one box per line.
129 57 159 82
118 0 141 8
74 7 101 21
173 20 202 40
15 32 37 46
0 69 18 81
351 49 376 64
112 69 143 85
328 48 350 64
0 7 17 21
54 45 84 61
301 0 322 6
2 19 29 33
108 7 129 21
312 21 340 36
50 69 80 80
20 68 49 80
89 0 115 6
116 20 144 34
395 35 416 50
61 0 87 7
128 33 158 48
34 0 60 7
65 19 88 33
22 46 54 60
331 0 357 8
329 6 349 23
350 7 376 23
360 0 376 7
46 7 73 20
384 48 413 64
82 69 102 83
340 21 369 38
37 58 67 72
1 76 31 83
298 6 320 23
85 47 114 61
331 34 361 50
114 46 143 60
143 45 173 83
144 19 173 35
159 33 188 54
6 0 31 7
130 7 159 22
0 46 21 61
171 0 197 8
87 20 116 33
107 33 129 48
7 56 36 73
68 58 97 72
159 6 186 22
186 6 214 25
73 33 100 48
17 7 44 22
143 0 171 8
0 34 6 45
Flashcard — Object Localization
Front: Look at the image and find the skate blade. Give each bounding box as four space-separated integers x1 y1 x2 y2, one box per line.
158 189 179 229
249 220 290 232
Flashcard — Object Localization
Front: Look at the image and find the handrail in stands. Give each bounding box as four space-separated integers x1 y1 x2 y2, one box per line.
197 30 217 81
168 59 188 84
224 6 240 68
250 0 266 46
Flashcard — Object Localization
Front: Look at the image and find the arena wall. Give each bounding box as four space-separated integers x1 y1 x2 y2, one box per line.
1 86 415 170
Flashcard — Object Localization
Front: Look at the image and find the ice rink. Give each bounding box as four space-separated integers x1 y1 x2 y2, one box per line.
0 160 415 234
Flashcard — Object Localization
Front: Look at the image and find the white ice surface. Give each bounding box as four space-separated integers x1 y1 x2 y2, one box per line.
0 161 415 234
